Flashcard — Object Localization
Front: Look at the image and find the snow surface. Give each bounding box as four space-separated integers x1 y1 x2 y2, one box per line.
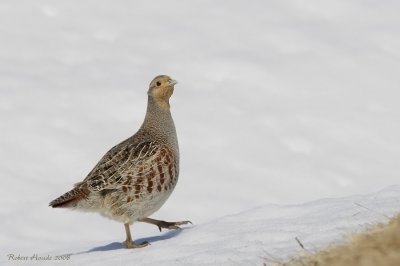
1 0 400 265
2 187 400 266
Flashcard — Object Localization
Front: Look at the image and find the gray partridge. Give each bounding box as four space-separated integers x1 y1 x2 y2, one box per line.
49 75 190 248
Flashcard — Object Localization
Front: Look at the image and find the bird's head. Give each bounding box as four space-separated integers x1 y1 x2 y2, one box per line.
148 75 178 109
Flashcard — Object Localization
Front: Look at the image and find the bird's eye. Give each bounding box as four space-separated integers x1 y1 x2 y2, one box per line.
156 81 161 86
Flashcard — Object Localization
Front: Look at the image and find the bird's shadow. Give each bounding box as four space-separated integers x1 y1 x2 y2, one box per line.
74 228 187 254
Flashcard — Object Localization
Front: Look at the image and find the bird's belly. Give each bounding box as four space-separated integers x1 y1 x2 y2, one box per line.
99 183 176 223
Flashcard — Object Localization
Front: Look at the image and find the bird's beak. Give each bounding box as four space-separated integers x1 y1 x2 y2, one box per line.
169 79 178 86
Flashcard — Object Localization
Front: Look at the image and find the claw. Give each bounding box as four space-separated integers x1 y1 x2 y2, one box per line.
157 220 192 231
140 218 193 232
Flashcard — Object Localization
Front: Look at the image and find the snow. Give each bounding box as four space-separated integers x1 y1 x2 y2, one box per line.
2 187 400 266
1 0 400 265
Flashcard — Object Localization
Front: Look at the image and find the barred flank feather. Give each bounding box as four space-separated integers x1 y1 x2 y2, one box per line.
49 185 90 208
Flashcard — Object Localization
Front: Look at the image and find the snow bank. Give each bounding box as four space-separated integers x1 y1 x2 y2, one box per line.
2 186 399 266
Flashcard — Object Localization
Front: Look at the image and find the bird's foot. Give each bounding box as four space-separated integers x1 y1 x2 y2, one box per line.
123 239 149 249
139 217 192 232
154 220 192 232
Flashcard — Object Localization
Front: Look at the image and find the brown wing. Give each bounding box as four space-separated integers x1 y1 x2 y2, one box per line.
83 140 178 197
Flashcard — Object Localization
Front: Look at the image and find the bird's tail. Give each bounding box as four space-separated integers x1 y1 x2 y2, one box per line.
49 185 90 208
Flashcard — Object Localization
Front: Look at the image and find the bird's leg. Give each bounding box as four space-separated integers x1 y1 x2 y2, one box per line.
139 217 192 232
123 223 149 249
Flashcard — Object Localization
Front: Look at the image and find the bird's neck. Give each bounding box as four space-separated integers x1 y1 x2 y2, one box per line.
141 96 176 139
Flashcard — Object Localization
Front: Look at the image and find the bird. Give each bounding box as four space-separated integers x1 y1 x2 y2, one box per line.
49 75 191 248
